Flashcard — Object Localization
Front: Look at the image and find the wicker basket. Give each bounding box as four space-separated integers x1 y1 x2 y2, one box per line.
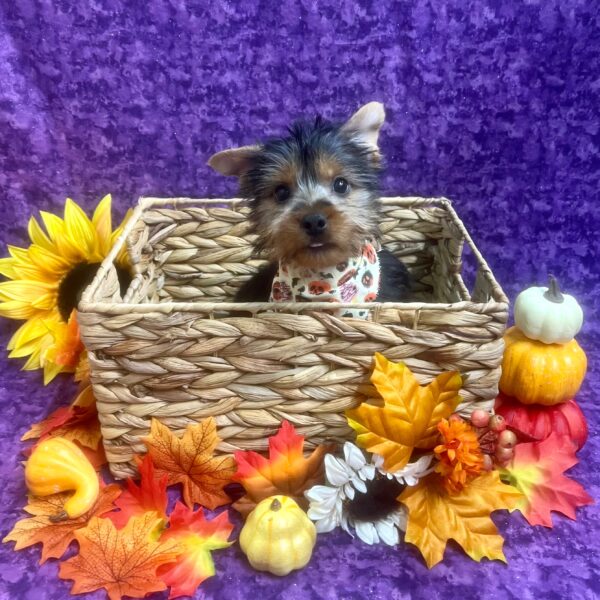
79 196 508 479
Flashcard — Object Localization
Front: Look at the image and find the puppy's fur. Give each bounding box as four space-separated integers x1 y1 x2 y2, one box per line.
208 102 411 303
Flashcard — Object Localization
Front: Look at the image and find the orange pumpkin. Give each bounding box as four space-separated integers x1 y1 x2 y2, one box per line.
499 327 587 406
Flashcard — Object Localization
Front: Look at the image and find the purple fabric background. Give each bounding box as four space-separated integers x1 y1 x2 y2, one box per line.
0 1 598 599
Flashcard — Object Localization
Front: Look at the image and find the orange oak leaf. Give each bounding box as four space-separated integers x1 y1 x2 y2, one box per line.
499 433 594 527
346 353 463 472
399 471 523 568
159 501 234 598
143 417 236 510
59 513 182 600
233 420 331 518
21 384 101 450
107 454 168 529
3 483 121 564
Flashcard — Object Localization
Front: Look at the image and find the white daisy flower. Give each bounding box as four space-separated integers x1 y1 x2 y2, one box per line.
374 453 434 486
305 443 432 546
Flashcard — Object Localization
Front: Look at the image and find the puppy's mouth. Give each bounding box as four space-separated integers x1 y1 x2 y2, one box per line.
307 241 335 251
285 240 348 269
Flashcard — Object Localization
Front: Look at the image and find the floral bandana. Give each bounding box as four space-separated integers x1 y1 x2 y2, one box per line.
270 241 380 318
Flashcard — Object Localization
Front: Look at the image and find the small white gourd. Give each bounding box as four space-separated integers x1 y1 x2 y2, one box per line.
514 276 583 344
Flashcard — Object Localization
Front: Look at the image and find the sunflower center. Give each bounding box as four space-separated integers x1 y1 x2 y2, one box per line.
57 262 131 321
345 475 406 522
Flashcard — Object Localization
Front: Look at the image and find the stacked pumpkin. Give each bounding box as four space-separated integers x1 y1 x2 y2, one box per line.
496 276 588 450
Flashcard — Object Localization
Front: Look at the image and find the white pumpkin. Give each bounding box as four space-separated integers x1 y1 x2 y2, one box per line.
514 276 583 344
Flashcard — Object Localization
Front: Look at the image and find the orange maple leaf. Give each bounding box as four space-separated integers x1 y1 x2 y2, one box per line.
22 383 101 450
346 353 463 472
51 310 85 368
107 454 168 529
233 420 331 517
59 513 182 600
3 483 120 564
143 417 236 510
500 433 594 527
76 441 108 471
399 471 523 568
159 501 234 598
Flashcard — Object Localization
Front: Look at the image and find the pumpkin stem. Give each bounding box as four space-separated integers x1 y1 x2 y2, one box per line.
270 498 282 512
49 510 69 523
544 275 564 304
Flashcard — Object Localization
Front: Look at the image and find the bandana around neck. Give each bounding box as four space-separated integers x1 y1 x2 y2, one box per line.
270 241 380 318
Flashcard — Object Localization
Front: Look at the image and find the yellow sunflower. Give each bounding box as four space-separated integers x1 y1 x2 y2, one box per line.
0 195 131 383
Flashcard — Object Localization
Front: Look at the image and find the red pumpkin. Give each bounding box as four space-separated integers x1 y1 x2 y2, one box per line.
495 393 588 450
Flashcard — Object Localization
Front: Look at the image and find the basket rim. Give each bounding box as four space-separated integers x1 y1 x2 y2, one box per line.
79 195 509 313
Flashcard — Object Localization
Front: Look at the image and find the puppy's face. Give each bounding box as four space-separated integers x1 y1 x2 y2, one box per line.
209 102 385 269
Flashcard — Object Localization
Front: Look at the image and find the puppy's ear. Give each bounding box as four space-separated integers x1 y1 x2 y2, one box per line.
207 145 261 177
341 102 385 150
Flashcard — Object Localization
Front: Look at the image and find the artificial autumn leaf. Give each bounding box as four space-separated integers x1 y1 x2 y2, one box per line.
499 433 593 527
77 441 107 471
144 417 236 510
158 501 234 598
22 383 101 450
59 513 181 600
346 353 462 472
399 471 522 568
21 405 74 441
233 420 332 518
75 352 91 384
107 454 168 529
56 384 102 449
3 483 120 564
47 309 85 369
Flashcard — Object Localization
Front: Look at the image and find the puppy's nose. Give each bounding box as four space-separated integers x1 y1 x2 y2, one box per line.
301 213 328 237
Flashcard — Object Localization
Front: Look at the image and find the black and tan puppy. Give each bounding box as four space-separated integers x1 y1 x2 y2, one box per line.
208 102 410 316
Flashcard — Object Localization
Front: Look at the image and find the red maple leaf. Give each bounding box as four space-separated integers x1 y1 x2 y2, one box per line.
500 433 594 527
107 454 168 528
21 406 75 441
158 501 234 599
22 384 101 450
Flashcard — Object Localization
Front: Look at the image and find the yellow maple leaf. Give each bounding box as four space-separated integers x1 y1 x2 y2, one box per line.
144 417 236 510
399 471 523 568
346 353 463 471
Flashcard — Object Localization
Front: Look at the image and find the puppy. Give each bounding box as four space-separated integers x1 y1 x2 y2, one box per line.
208 102 410 316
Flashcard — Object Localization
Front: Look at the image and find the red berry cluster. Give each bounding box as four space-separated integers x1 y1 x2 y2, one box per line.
470 409 518 469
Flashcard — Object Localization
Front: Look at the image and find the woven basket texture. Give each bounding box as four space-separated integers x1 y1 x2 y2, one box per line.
79 196 508 479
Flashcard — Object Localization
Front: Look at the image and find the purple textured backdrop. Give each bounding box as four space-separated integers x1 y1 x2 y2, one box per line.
0 1 599 599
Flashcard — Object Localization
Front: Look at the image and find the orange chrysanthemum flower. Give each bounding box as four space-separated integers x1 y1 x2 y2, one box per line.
434 417 484 494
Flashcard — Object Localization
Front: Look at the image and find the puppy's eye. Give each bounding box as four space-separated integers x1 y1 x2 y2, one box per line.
274 185 291 204
333 177 349 194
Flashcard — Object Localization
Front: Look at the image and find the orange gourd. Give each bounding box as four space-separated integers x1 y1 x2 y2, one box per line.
499 327 587 406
